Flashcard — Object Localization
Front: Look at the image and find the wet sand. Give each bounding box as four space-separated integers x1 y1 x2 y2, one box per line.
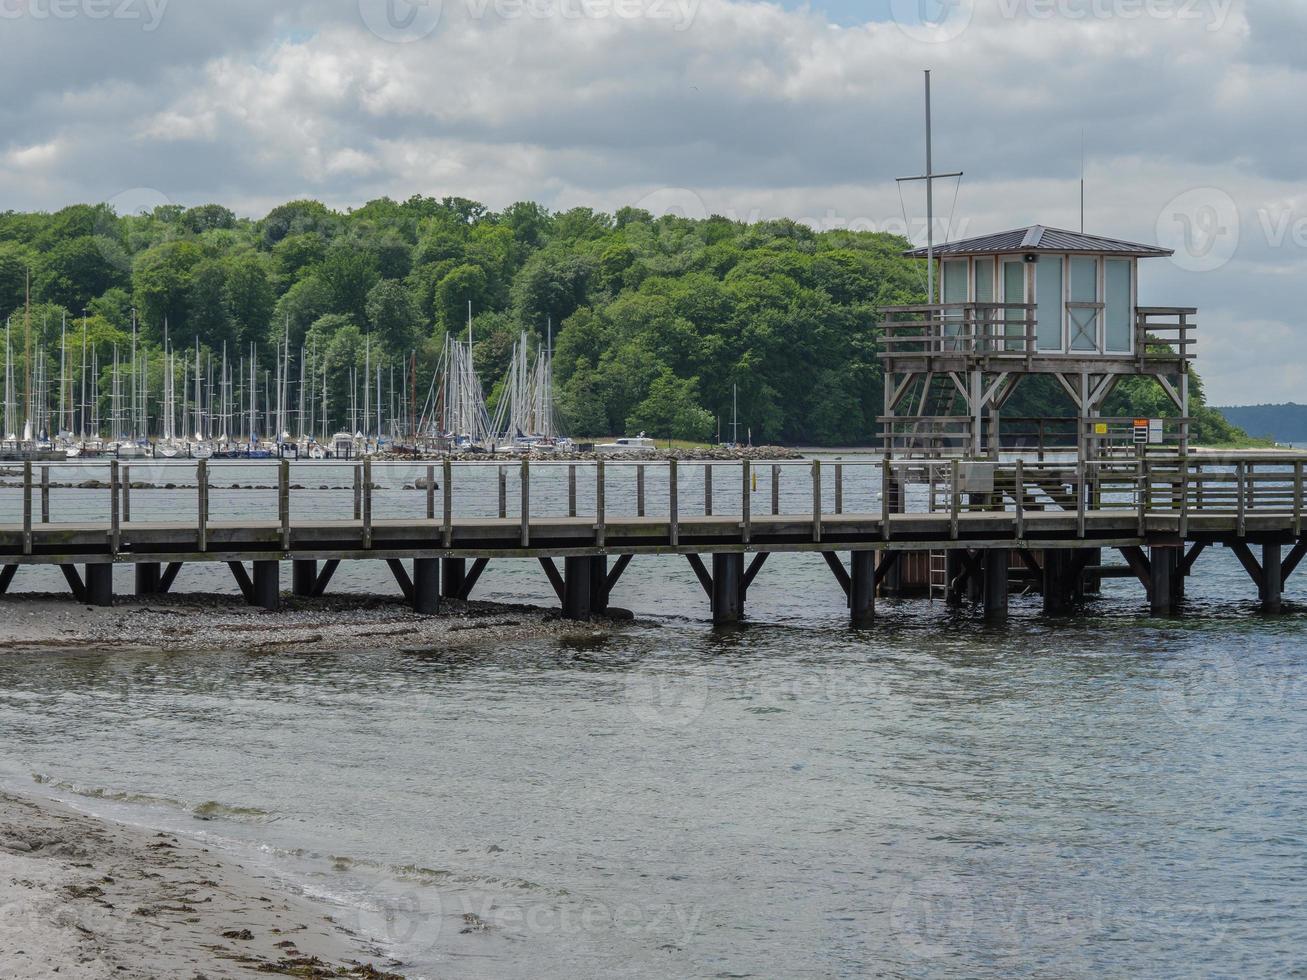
0 790 405 978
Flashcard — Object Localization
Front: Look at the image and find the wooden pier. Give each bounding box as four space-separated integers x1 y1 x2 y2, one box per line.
1 455 1304 625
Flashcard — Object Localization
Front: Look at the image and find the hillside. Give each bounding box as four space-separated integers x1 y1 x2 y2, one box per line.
1216 404 1307 444
0 196 1247 445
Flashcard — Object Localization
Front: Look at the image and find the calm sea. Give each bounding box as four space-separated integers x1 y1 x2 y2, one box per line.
0 456 1305 978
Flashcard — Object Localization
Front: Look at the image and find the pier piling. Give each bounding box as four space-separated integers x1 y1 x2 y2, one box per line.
85 564 113 608
1263 543 1283 614
563 556 592 620
1149 546 1181 617
441 558 466 599
983 549 1008 621
293 560 318 598
134 562 162 596
413 558 440 616
252 561 280 611
850 551 875 627
589 555 609 614
711 553 744 625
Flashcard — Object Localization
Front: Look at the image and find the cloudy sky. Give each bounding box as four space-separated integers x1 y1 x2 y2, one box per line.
0 0 1302 404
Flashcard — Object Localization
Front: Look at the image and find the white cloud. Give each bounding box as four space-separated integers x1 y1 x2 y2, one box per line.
0 0 1304 401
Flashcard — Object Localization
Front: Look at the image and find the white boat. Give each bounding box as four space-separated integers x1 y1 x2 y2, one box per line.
191 441 214 460
595 435 657 455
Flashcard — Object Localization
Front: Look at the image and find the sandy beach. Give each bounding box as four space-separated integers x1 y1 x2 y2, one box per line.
0 592 625 655
0 790 405 978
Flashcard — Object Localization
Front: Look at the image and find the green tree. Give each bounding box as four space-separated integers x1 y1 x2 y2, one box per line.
365 279 420 354
626 369 714 442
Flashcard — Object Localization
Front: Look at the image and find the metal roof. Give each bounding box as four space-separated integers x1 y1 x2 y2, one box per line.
903 225 1174 258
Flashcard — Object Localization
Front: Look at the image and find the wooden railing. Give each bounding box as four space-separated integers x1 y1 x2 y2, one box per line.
1136 307 1197 362
877 302 1037 359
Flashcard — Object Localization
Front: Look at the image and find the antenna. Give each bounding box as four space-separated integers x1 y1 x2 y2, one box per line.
1080 128 1086 233
897 70 962 303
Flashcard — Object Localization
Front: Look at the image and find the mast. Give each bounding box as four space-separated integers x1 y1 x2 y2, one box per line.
79 312 88 441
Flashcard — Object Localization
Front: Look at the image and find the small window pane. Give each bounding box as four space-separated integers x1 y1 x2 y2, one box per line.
975 260 993 302
1069 256 1099 351
1106 259 1132 353
1035 256 1063 351
1003 261 1026 351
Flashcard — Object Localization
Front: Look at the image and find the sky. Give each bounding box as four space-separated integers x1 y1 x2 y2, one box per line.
0 0 1302 405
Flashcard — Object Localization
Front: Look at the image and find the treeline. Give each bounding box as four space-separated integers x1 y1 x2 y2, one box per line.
0 196 1243 444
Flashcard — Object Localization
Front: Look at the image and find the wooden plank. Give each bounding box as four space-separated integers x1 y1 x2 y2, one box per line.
822 552 851 598
60 565 86 603
1180 542 1207 575
363 459 373 550
279 460 291 551
705 464 713 517
606 553 634 594
457 558 489 601
874 551 901 587
743 552 769 592
637 465 646 518
197 460 208 553
443 459 453 548
521 459 530 548
741 460 752 545
596 461 606 548
22 461 31 556
538 557 566 602
40 466 50 524
685 553 713 599
158 562 183 594
669 459 679 547
1282 540 1307 582
1229 541 1265 592
812 459 823 544
1118 546 1152 592
426 465 436 521
312 559 340 597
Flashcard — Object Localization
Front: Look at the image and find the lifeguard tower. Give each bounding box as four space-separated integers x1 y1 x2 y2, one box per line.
878 225 1196 461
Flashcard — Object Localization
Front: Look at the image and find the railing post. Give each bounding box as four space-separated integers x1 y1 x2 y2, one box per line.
568 464 577 518
771 464 780 516
426 465 436 521
353 465 362 521
742 459 752 545
595 461 606 548
1294 460 1303 539
704 464 713 517
1179 458 1190 540
637 464 646 518
811 458 822 544
122 465 131 524
949 458 960 539
1015 458 1026 539
1077 458 1087 539
835 462 844 515
1236 460 1247 538
109 460 120 555
196 459 207 552
279 458 291 551
520 459 530 548
362 458 373 550
498 466 507 520
40 465 49 524
442 459 453 548
669 459 679 547
881 457 892 541
1137 459 1148 536
22 461 32 556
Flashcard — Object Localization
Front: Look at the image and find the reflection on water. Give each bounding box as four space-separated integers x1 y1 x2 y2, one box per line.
1 549 1306 978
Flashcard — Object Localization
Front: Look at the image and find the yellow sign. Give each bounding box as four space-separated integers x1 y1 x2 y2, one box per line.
1094 423 1108 435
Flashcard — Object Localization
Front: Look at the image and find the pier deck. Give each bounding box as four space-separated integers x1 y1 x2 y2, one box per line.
1 455 1305 622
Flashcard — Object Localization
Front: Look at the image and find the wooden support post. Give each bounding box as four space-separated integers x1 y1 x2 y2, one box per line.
771 465 780 516
949 458 960 539
0 564 17 596
637 465 646 518
1042 549 1077 615
589 555 609 614
252 560 280 611
158 563 183 595
228 562 254 603
441 558 466 599
568 464 577 518
40 466 49 524
279 459 291 551
945 550 966 606
881 457 893 543
669 459 679 547
122 466 131 523
822 552 852 598
413 557 440 615
983 549 1008 622
311 560 340 598
834 463 844 515
1262 543 1284 614
498 466 507 519
686 554 713 599
562 556 592 621
1149 546 1180 617
362 459 373 550
711 553 744 625
704 464 713 517
353 464 362 520
61 565 87 603
85 563 114 608
197 460 208 552
293 560 318 597
607 554 635 596
850 551 875 627
387 559 415 603
539 557 566 602
426 466 436 520
520 459 530 548
134 562 162 596
109 460 120 555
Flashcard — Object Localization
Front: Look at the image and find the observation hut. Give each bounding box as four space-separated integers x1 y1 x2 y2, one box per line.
878 225 1196 461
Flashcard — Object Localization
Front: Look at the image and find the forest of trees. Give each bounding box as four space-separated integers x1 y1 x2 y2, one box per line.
0 195 1247 445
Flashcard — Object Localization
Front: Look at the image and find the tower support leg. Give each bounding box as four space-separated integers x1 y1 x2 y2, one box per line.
983 549 1008 622
441 558 466 600
134 562 161 596
292 560 318 598
563 556 592 621
711 553 744 625
252 561 280 612
1149 546 1180 617
1263 543 1283 614
1042 549 1078 615
850 551 875 627
85 564 114 608
590 556 609 614
413 558 440 616
945 550 966 606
